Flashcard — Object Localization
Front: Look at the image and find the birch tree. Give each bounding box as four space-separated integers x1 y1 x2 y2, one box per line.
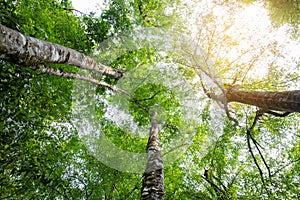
1 0 300 199
1 21 300 198
2 24 299 112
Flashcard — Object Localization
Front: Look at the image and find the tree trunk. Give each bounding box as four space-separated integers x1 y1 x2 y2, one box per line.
2 24 300 114
141 112 165 200
226 87 300 112
0 24 121 78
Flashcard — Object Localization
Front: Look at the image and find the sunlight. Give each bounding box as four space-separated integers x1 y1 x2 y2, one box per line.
224 3 271 78
188 1 292 82
215 2 272 79
207 2 300 88
70 0 109 15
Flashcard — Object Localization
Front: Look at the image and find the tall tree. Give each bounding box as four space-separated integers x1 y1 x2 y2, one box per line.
1 0 300 199
2 24 300 113
141 112 165 199
0 0 184 199
1 19 300 198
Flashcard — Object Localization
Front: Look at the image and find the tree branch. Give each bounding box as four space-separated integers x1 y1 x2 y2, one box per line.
246 129 266 185
63 8 89 16
201 175 226 197
265 110 291 117
34 64 118 91
246 111 273 197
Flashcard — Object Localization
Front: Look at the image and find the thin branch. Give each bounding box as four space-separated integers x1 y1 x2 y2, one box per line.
161 142 190 157
200 79 239 125
246 129 265 185
63 8 89 16
129 62 153 93
246 110 273 197
246 111 265 181
271 158 300 176
37 63 151 116
265 111 291 117
250 132 272 181
201 175 226 196
196 64 225 95
240 52 262 84
227 164 248 189
163 123 182 135
129 97 149 114
212 175 227 192
35 65 119 91
33 65 142 110
135 90 163 102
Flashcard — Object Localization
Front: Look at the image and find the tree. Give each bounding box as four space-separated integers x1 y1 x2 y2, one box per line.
1 18 300 198
141 112 165 199
0 0 184 199
1 0 300 199
176 1 300 199
2 23 300 113
0 0 118 198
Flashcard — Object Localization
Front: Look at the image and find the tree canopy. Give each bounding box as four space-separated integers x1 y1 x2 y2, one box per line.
1 0 300 199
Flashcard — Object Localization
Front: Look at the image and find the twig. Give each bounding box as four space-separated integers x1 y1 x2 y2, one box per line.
161 142 190 157
250 133 272 181
63 8 89 16
265 111 291 117
135 90 163 102
201 175 226 196
33 64 152 115
246 129 265 186
271 158 300 176
200 79 239 125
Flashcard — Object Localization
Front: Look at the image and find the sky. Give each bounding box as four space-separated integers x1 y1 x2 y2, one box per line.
70 0 299 88
70 0 106 15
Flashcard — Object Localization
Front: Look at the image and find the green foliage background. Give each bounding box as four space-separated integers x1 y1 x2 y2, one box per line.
0 0 300 199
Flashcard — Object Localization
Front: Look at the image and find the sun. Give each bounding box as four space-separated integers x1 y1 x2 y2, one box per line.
223 2 271 79
216 2 273 80
189 1 277 82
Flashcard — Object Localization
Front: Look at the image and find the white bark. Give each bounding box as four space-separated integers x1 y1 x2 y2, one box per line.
0 25 121 78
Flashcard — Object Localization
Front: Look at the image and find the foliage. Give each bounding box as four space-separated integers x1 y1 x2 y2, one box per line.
238 0 300 31
267 0 300 27
0 0 96 198
1 0 300 199
0 0 94 53
99 0 182 35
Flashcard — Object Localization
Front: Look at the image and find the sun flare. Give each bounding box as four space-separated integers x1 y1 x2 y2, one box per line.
189 1 286 82
223 3 271 79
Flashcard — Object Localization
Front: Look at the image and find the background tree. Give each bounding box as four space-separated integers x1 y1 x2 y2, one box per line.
1 0 300 199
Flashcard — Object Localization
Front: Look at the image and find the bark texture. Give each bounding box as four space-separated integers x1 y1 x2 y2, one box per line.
141 112 164 200
0 24 121 77
226 87 300 112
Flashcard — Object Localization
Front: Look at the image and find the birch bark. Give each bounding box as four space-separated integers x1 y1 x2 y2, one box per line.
141 112 165 200
0 25 121 78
